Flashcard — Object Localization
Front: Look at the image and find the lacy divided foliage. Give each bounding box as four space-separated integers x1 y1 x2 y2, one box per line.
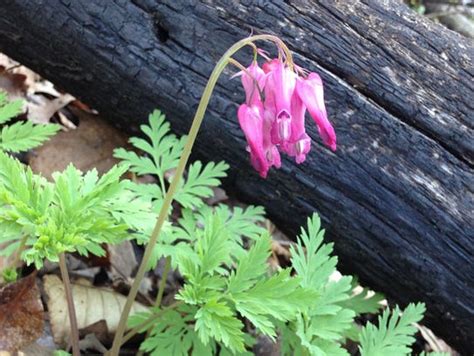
0 101 445 355
130 212 435 356
115 110 442 355
0 91 59 152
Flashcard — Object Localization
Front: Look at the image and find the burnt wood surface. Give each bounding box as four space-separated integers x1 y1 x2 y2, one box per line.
0 0 473 352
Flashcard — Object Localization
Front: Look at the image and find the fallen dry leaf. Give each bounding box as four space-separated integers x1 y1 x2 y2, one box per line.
78 332 108 354
0 65 27 100
0 54 40 92
28 108 129 180
108 241 138 281
43 274 148 346
0 273 44 351
0 53 76 126
79 320 109 344
26 92 75 124
416 323 458 355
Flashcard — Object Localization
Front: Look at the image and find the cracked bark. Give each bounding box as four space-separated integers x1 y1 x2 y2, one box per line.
0 0 472 353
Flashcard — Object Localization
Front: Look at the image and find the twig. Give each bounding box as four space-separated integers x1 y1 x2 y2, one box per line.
59 253 80 356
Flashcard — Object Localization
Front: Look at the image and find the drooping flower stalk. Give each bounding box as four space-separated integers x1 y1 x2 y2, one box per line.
108 34 295 355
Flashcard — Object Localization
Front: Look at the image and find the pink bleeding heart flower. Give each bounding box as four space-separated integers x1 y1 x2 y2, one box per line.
262 58 279 74
284 93 311 163
264 59 296 146
235 51 336 178
296 73 336 151
240 61 266 105
237 102 269 178
263 108 281 170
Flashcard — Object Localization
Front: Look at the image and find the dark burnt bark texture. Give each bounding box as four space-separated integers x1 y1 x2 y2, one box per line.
0 0 473 353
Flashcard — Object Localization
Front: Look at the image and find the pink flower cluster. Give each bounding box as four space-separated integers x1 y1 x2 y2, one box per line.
237 58 336 178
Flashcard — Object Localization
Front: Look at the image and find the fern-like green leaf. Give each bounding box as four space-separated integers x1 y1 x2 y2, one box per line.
359 303 425 356
195 299 246 353
196 213 233 276
286 213 358 355
129 305 215 356
295 316 350 356
212 205 266 241
0 92 23 124
226 233 271 295
338 278 384 315
0 121 60 152
115 110 228 210
0 157 133 268
0 150 52 225
174 161 228 208
232 269 316 338
114 110 185 191
290 214 338 290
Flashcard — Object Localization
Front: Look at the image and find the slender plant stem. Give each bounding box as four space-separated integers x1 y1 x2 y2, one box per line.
108 34 293 355
228 57 251 73
154 256 171 307
59 253 80 356
136 255 173 352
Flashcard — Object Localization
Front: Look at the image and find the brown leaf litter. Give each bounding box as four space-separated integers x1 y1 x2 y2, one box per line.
0 273 44 352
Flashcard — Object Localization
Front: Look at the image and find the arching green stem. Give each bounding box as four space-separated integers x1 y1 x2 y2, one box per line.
108 34 293 355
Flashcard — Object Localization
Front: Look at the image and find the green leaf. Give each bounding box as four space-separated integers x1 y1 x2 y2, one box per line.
0 92 23 125
295 276 355 352
115 109 228 210
232 269 316 338
174 205 266 262
290 213 338 291
305 307 355 341
285 213 359 355
0 121 60 152
213 205 266 241
131 305 215 356
53 351 71 356
195 212 233 276
227 233 271 295
174 161 228 208
338 278 384 315
311 276 353 316
279 321 306 356
359 303 425 356
114 110 185 192
297 326 350 356
175 213 232 304
106 187 157 233
195 299 246 353
0 150 52 225
0 156 132 268
2 267 18 283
